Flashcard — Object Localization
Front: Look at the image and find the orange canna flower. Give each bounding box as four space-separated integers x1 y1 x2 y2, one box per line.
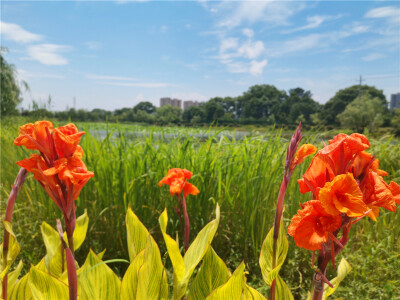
290 144 317 172
350 151 388 178
54 123 85 158
14 121 56 161
360 171 397 220
288 200 342 251
298 153 335 196
389 181 400 205
158 168 199 197
319 173 369 217
320 133 370 175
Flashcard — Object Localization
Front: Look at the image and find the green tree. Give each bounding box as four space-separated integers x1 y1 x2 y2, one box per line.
133 101 156 114
391 108 400 135
156 105 181 124
338 95 385 132
1 48 27 115
182 106 205 124
204 99 225 123
322 85 387 126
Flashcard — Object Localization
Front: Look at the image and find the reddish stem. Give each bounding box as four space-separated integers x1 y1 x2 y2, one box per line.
181 196 190 253
2 168 28 299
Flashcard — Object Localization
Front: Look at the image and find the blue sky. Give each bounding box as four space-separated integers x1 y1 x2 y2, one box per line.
1 1 399 111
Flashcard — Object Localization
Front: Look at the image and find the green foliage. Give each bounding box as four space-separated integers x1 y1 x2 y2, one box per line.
337 95 386 132
0 49 26 115
321 85 387 126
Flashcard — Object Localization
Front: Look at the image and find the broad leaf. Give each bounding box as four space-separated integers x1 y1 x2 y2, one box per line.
136 237 169 299
159 204 220 299
120 250 145 299
243 284 267 300
9 274 33 300
78 250 121 300
274 275 294 300
322 258 351 299
259 220 288 285
0 221 21 281
188 247 230 300
126 208 151 261
205 261 245 299
28 265 69 300
1 260 23 299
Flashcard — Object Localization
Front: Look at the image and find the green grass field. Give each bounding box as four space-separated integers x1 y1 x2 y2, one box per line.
1 117 399 299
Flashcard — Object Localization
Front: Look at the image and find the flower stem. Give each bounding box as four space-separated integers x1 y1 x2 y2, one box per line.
2 168 27 300
181 196 190 252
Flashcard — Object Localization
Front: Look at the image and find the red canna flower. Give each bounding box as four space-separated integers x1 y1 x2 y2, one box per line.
319 133 370 175
360 171 397 220
158 168 199 197
389 181 400 205
290 144 317 172
319 173 369 217
350 151 388 178
53 123 85 158
288 200 342 250
14 121 56 161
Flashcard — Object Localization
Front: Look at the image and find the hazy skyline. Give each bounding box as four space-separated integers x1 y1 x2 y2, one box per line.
1 1 399 111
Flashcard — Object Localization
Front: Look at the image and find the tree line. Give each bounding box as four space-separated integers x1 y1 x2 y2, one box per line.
1 50 400 133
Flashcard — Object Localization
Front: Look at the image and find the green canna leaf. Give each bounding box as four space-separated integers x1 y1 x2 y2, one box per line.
126 207 153 262
322 258 351 300
259 220 288 285
120 250 145 299
205 261 245 299
0 259 24 299
41 212 89 277
136 236 169 299
159 204 220 299
0 221 21 281
274 274 294 300
28 265 69 300
188 246 230 300
243 284 267 300
78 250 121 300
9 273 33 300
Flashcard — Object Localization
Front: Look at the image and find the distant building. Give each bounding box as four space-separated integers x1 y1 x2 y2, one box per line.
183 100 200 110
160 97 182 109
390 93 400 110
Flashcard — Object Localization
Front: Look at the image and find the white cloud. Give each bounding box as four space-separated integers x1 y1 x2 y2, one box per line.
85 41 102 50
362 53 385 61
238 40 265 59
242 28 254 38
282 14 343 34
220 37 238 53
217 1 305 29
365 6 400 19
249 59 268 76
0 21 43 43
86 74 137 81
101 82 169 88
26 44 70 65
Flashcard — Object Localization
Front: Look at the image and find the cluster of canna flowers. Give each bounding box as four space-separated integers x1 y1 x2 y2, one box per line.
289 133 400 296
2 120 399 300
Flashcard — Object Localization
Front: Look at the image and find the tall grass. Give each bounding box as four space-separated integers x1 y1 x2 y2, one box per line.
1 117 399 298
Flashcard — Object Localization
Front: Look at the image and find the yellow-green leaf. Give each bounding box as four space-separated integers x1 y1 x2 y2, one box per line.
322 258 351 300
126 208 151 262
188 247 230 300
159 204 220 299
274 275 294 300
1 260 24 299
41 221 60 271
120 250 145 299
78 250 121 300
259 220 288 285
0 222 21 281
28 265 69 300
243 284 267 300
64 210 89 251
9 273 33 300
136 236 169 299
205 261 245 299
